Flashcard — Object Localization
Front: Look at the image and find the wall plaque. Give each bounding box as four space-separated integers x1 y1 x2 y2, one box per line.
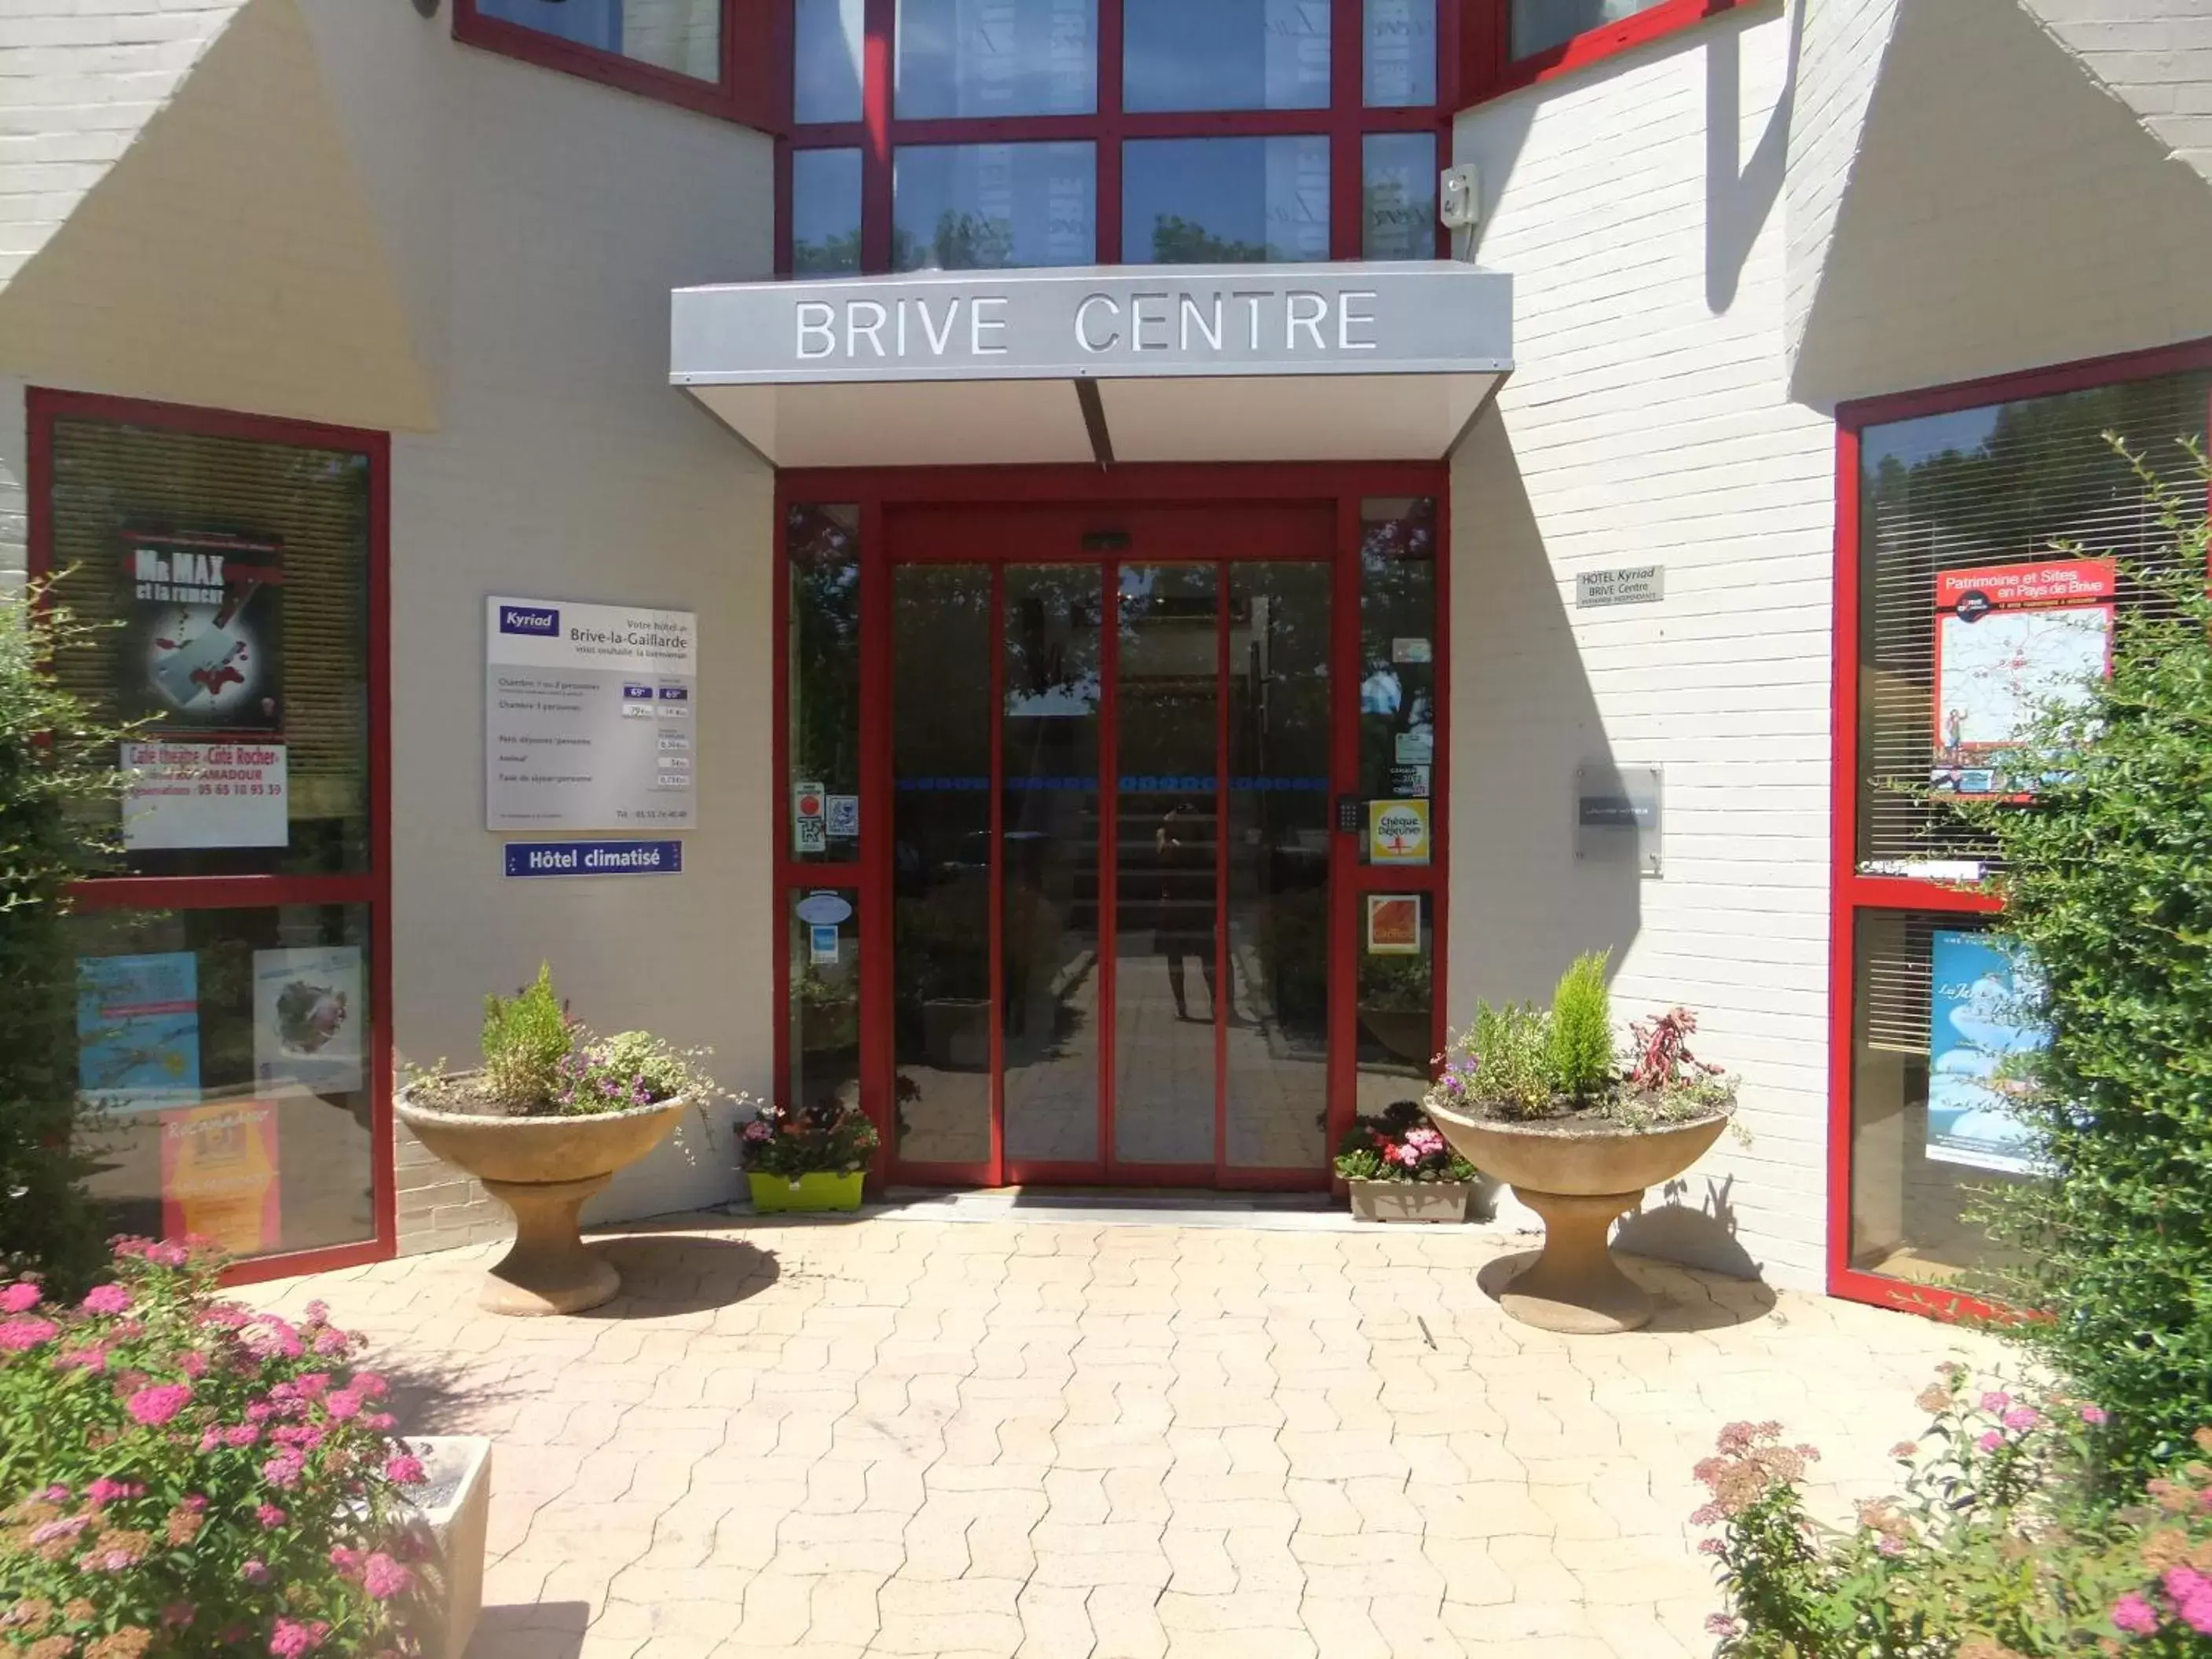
1575 763 1662 877
1576 565 1664 609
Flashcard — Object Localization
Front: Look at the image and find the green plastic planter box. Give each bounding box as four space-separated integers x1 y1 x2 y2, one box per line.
748 1170 865 1213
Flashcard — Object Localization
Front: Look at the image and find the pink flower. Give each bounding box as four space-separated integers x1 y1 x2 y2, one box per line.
2001 1407 2040 1430
383 1452 426 1487
269 1617 331 1657
224 1424 262 1448
362 1552 414 1600
1976 1430 2005 1452
179 1350 208 1379
83 1536 148 1572
304 1300 331 1323
354 1372 390 1399
1696 1536 1723 1556
85 1478 144 1507
1877 1535 1906 1557
240 1558 271 1584
163 1602 196 1628
255 1503 287 1529
41 1484 71 1502
125 1382 192 1426
53 1344 109 1373
146 1242 189 1268
28 1514 90 1546
322 1390 362 1420
312 1328 348 1356
1704 1614 1741 1635
0 1281 41 1313
291 1373 331 1398
261 1451 306 1490
2111 1593 2160 1635
328 1545 363 1579
364 1412 397 1432
79 1284 133 1317
240 1318 303 1361
1979 1391 2011 1413
0 1317 58 1351
2081 1404 2110 1426
2165 1566 2212 1635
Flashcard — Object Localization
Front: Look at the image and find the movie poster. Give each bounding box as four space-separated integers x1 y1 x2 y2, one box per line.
77 951 200 1115
122 531 284 734
1931 559 2115 800
1927 929 2048 1176
159 1101 280 1257
252 946 364 1097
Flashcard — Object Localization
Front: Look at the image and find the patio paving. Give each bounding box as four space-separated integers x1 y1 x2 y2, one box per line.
252 1210 2001 1659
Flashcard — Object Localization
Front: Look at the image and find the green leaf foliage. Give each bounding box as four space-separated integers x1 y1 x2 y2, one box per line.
478 962 576 1109
1948 443 2212 1481
1547 949 1614 1101
0 583 134 1295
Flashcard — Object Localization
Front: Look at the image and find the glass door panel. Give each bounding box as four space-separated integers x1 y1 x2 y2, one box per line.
892 563 994 1167
1112 564 1221 1166
1225 562 1332 1170
1002 565 1104 1166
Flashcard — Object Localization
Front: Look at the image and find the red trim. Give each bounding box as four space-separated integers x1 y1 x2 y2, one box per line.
1467 0 1760 106
452 0 779 130
1826 338 2212 1313
27 387 395 1285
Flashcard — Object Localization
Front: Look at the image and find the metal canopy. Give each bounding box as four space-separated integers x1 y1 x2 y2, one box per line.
670 262 1513 468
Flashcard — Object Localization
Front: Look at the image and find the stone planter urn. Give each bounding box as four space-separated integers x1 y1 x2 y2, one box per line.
395 1084 691 1315
1348 1178 1474 1224
1426 1104 1727 1334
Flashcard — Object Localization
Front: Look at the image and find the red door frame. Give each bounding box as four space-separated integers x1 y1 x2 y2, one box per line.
26 387 397 1289
1825 337 2212 1319
774 462 1450 1193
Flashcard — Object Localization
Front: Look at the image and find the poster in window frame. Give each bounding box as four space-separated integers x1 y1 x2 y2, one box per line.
1930 559 2115 803
1926 928 2047 1177
120 530 285 736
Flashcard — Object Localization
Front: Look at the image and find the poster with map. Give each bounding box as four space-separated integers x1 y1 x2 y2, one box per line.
1931 559 2115 801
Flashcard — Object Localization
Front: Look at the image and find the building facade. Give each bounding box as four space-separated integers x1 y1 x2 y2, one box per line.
3 0 2207 1313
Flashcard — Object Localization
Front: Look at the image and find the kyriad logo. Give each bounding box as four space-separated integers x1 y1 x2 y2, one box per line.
500 604 560 637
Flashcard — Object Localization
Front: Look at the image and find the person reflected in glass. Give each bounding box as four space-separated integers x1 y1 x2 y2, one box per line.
1155 799 1217 1021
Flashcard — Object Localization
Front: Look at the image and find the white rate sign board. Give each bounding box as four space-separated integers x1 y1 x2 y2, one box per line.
485 596 697 832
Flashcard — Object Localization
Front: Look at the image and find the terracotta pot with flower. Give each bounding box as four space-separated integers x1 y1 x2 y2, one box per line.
395 964 736 1316
1423 950 1738 1334
1333 1101 1482 1223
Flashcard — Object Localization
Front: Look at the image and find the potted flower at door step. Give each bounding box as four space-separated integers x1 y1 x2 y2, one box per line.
1335 1099 1482 1222
1424 951 1738 1335
396 964 734 1316
742 1096 881 1213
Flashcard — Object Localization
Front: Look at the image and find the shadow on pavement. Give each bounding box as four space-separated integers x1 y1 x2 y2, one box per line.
465 1599 589 1658
581 1231 782 1319
1474 1248 1778 1332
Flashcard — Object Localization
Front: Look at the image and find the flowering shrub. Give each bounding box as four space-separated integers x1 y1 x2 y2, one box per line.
740 1098 880 1179
1696 1367 2212 1656
0 1240 426 1657
1426 991 1737 1130
1333 1101 1478 1184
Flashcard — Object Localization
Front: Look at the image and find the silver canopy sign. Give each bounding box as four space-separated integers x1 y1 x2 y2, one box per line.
668 261 1512 467
671 262 1511 386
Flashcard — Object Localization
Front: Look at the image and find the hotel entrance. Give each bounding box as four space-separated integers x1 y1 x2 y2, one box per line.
776 468 1448 1192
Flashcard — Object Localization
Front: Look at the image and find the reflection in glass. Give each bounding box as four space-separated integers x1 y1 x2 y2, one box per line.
1225 565 1331 1170
792 149 863 276
789 892 862 1122
794 0 865 122
787 504 862 859
1114 566 1220 1166
1124 0 1330 112
1364 0 1436 105
478 0 720 80
1511 0 1664 59
892 566 995 1166
1355 893 1433 1118
1357 497 1437 862
71 906 375 1261
1849 911 2025 1287
897 0 1098 118
1002 567 1103 1163
1122 137 1329 265
47 418 372 881
1363 132 1437 260
894 142 1096 271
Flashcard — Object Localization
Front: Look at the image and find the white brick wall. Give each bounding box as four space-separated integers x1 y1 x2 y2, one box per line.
1792 0 2212 406
1452 5 1838 1290
2026 0 2212 180
0 0 778 1256
1782 0 1897 370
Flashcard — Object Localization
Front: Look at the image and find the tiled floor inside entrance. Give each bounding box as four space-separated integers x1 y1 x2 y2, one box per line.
255 1211 1998 1658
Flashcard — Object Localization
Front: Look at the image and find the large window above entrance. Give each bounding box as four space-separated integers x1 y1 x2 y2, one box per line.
785 0 1445 273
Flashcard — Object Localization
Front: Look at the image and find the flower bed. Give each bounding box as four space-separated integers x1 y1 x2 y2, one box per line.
0 1240 427 1657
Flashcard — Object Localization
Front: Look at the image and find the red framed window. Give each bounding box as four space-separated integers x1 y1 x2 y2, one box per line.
775 463 1450 1191
1457 0 1760 101
452 0 782 127
27 390 395 1288
781 0 1449 274
1827 340 2212 1318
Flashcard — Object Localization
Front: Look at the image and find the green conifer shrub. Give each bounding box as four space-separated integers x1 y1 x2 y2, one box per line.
1547 949 1614 1101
